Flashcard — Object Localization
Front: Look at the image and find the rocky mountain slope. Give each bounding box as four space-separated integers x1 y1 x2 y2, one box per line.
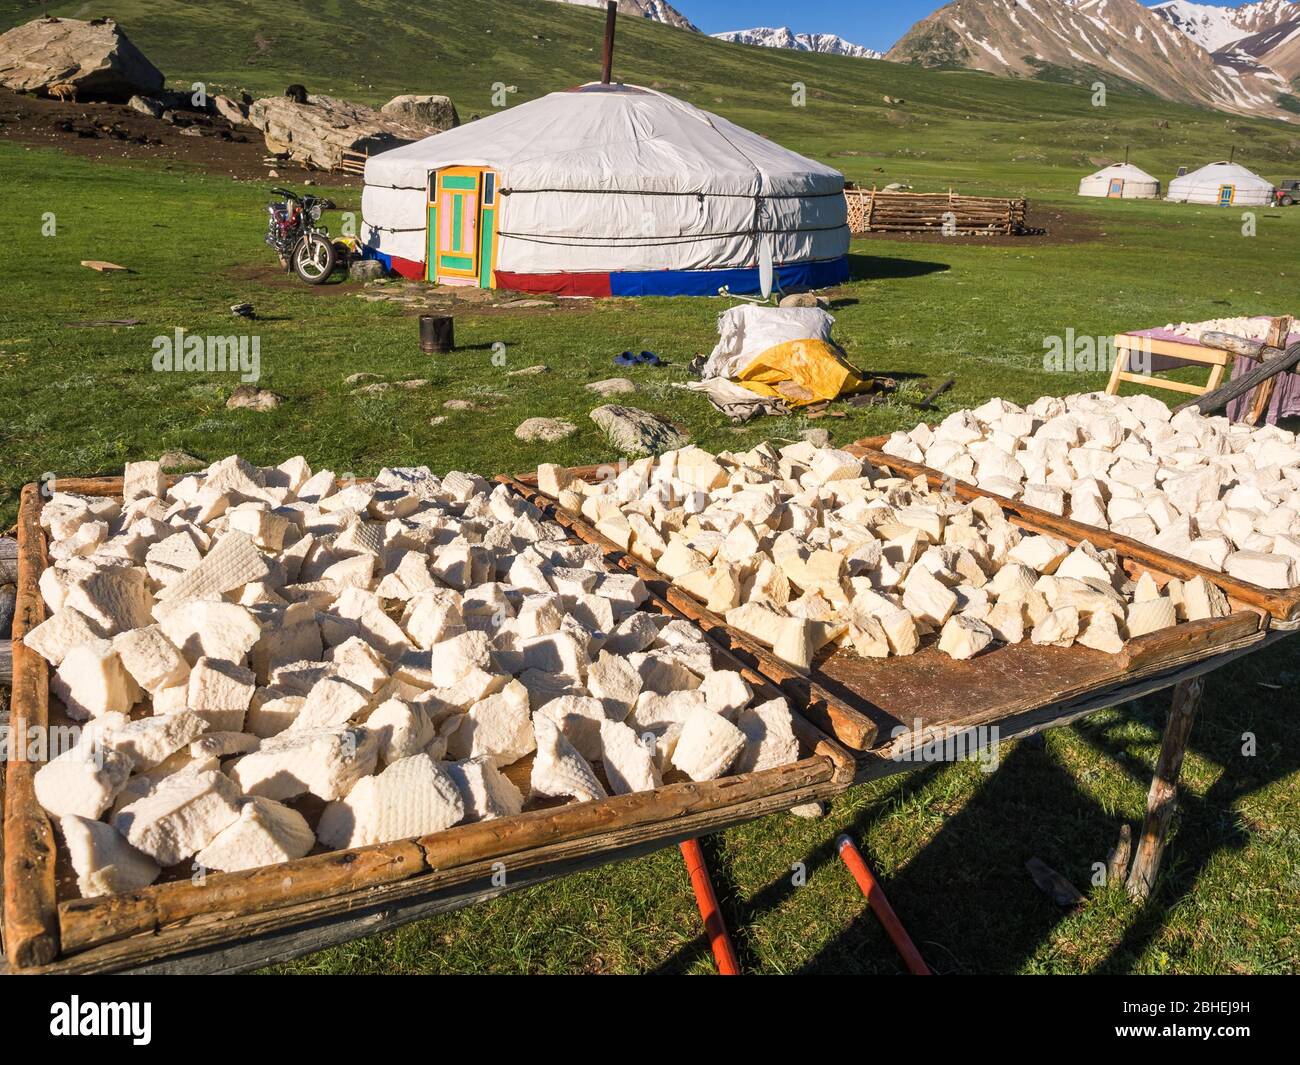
549 0 698 32
886 0 1296 121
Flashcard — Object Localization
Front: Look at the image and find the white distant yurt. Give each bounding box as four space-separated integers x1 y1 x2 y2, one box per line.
1166 161 1275 206
1078 162 1159 199
360 82 850 296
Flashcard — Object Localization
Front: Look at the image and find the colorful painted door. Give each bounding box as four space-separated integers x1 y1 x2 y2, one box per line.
1217 184 1235 206
426 167 499 287
432 167 481 284
1107 178 1124 198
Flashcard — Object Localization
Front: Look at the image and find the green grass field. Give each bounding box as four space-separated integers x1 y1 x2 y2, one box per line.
1 0 1298 974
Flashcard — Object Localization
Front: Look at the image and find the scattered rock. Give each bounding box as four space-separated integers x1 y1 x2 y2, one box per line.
778 292 823 308
180 126 205 137
351 383 390 396
799 428 831 448
225 385 283 412
380 94 459 131
395 378 428 389
589 404 689 456
345 372 382 386
500 299 553 309
211 94 250 126
428 416 447 427
585 377 636 397
787 800 826 819
247 93 439 171
158 451 203 471
443 399 475 411
127 94 163 119
348 259 386 282
0 17 164 99
506 364 548 377
515 417 577 443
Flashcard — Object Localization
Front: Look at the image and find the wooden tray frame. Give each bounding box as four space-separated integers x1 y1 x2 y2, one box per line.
504 460 1266 762
851 435 1300 627
2 479 855 972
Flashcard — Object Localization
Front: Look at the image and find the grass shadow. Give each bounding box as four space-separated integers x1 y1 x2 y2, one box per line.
847 252 951 282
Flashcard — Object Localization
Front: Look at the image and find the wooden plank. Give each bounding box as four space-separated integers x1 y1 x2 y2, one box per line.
849 439 1300 623
501 473 879 751
3 485 59 967
48 768 840 973
1126 676 1205 900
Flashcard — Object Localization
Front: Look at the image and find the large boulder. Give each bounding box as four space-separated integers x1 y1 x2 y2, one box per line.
246 93 436 171
381 94 458 131
0 17 164 100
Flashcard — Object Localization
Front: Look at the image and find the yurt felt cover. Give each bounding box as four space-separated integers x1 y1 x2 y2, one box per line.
1166 162 1274 205
1078 162 1159 197
361 83 849 293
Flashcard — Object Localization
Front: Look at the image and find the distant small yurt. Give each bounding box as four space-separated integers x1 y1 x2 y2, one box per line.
1078 162 1159 199
360 83 849 296
1166 161 1274 206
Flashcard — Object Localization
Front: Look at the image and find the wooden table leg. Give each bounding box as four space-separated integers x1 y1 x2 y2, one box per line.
1126 676 1206 901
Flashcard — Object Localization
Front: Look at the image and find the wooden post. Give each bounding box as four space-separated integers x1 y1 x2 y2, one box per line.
601 1 617 85
1126 676 1206 901
1243 315 1293 426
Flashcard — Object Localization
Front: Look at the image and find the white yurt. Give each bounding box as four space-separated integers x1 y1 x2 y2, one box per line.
1165 161 1275 206
360 82 850 296
1078 162 1159 199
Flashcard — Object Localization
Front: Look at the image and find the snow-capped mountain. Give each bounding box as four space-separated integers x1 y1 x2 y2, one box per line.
711 26 884 60
887 0 1297 122
1151 0 1299 52
548 0 698 33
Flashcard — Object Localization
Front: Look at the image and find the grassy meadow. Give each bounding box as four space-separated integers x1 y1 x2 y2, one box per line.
0 0 1297 974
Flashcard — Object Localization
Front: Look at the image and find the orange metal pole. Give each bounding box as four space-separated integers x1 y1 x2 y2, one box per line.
679 839 741 975
836 834 931 975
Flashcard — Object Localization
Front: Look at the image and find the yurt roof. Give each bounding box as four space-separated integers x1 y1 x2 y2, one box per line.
364 83 844 197
1084 162 1158 183
1169 161 1273 190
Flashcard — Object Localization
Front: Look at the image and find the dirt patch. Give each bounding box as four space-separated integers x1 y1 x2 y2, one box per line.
222 262 602 316
853 203 1104 246
0 89 358 187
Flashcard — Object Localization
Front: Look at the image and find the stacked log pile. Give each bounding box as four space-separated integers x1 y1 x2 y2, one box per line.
845 186 1029 236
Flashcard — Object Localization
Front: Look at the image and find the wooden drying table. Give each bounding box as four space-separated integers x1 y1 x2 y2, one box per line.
847 439 1300 895
504 459 1285 902
1 479 855 974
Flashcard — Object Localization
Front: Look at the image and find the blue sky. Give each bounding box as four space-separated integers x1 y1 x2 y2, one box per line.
680 1 1244 53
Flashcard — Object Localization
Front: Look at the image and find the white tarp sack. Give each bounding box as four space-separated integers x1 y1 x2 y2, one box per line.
700 305 836 380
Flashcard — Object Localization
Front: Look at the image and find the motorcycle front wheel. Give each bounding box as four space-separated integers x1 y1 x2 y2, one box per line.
293 234 336 284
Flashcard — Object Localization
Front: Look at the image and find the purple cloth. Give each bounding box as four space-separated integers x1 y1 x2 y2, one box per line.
1225 357 1300 423
1119 320 1300 422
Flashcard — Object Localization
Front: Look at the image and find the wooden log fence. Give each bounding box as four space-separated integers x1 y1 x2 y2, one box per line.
845 186 1029 236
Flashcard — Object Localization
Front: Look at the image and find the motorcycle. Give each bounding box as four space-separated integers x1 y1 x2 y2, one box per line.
265 187 340 284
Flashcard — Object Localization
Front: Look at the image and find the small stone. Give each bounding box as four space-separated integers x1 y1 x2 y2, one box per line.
590 404 689 456
779 292 822 308
515 417 577 443
800 428 831 448
507 364 549 377
429 416 447 427
586 378 636 397
225 385 282 412
349 259 387 282
345 372 383 385
443 399 476 411
158 450 203 471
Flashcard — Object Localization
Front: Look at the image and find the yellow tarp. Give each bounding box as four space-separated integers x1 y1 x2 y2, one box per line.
734 338 874 407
